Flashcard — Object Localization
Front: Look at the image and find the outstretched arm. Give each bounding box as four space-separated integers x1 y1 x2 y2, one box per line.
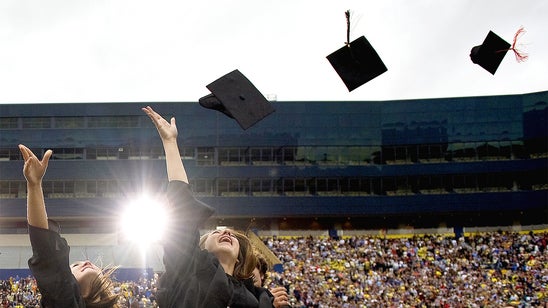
142 106 188 183
19 144 52 230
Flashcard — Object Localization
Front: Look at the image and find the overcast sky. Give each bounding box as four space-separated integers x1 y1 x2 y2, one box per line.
0 0 546 104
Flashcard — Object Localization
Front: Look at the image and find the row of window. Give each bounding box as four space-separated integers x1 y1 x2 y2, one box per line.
192 172 547 196
0 180 121 197
0 141 545 165
0 116 144 129
1 173 546 198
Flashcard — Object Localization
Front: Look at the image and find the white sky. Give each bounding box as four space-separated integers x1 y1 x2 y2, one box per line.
0 0 546 104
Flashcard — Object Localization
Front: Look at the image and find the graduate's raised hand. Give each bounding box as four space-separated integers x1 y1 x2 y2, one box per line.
19 144 51 229
142 106 178 142
19 144 52 186
142 106 188 182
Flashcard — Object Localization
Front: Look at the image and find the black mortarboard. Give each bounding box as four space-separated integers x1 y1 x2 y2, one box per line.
199 69 275 130
327 35 388 92
470 31 511 75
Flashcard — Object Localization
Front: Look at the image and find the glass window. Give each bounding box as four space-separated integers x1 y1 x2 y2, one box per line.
118 148 129 159
282 147 297 164
97 181 108 195
316 178 339 194
191 179 214 196
85 148 96 160
150 146 165 159
250 178 275 194
86 181 97 194
295 147 315 164
180 147 195 160
282 178 295 194
315 147 339 165
418 144 446 162
382 147 395 163
218 147 246 165
107 181 119 193
94 148 119 160
449 142 478 161
341 178 371 195
396 176 412 192
42 181 53 195
125 147 146 159
0 181 18 196
0 148 20 161
0 181 8 194
453 174 478 192
295 179 308 193
51 148 84 160
217 178 246 196
250 147 275 164
54 117 84 128
97 180 119 196
383 177 397 193
418 145 429 161
197 147 215 166
22 117 51 128
88 116 139 128
395 147 408 162
476 142 497 159
52 181 64 193
0 117 18 129
340 146 379 165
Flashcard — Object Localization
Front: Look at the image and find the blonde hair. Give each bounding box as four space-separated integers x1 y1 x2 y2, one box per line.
84 267 120 308
199 229 257 280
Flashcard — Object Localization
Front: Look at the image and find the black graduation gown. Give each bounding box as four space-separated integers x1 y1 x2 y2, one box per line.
27 221 86 308
156 180 274 308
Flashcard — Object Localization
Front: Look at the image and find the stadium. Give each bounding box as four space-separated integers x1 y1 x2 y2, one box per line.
0 90 547 306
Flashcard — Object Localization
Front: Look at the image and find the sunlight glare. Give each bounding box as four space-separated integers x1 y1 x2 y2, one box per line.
120 195 168 243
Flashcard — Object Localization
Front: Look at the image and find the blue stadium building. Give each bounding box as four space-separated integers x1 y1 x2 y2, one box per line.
0 90 547 233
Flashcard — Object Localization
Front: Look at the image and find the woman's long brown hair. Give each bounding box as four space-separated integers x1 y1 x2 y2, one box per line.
84 267 120 308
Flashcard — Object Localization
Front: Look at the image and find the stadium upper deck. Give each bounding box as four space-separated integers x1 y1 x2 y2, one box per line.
0 90 546 232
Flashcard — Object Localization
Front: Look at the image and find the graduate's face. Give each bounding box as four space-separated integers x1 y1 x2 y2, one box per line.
203 229 240 262
71 260 101 297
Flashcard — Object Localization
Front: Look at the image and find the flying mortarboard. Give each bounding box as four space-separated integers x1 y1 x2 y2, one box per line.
199 69 275 130
470 27 528 75
326 10 388 92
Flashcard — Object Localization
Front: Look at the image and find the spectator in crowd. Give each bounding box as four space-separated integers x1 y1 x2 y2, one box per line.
0 276 40 307
262 231 548 307
253 254 270 288
18 144 120 307
0 231 546 306
253 253 292 308
142 106 283 307
115 277 158 308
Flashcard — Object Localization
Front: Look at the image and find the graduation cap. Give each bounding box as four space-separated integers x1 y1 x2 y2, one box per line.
470 27 528 75
199 70 275 130
326 10 388 92
327 36 388 91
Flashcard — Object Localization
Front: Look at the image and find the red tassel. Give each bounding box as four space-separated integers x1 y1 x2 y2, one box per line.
511 26 528 62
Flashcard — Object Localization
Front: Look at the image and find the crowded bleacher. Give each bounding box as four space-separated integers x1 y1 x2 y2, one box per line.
1 230 547 307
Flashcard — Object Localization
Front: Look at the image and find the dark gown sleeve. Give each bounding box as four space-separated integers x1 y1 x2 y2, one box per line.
157 181 272 307
156 180 216 307
242 278 278 308
27 220 86 308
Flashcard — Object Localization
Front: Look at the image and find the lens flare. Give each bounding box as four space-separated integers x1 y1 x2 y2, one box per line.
120 195 167 243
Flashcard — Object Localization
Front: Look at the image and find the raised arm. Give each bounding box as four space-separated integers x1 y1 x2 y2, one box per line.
18 144 52 230
142 106 188 183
